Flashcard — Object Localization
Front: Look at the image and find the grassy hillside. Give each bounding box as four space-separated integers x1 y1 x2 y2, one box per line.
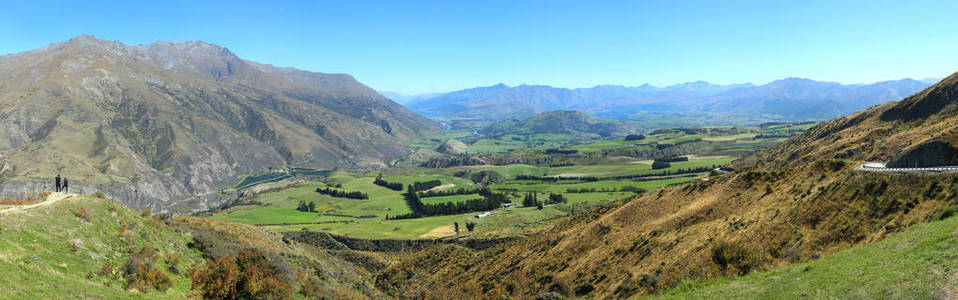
654 212 958 299
0 192 385 298
0 193 202 298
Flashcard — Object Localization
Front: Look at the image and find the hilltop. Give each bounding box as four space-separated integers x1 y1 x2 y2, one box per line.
480 110 639 138
0 35 434 212
375 73 958 298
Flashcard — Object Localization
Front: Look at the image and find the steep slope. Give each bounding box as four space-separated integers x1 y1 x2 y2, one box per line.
406 79 929 121
0 35 433 212
479 110 639 137
376 73 958 299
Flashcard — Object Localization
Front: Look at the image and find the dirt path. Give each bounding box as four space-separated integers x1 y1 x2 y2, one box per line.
0 192 72 215
419 225 456 238
423 183 456 193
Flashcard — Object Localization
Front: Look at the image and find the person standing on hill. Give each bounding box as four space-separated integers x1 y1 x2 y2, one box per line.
55 174 61 192
62 178 69 193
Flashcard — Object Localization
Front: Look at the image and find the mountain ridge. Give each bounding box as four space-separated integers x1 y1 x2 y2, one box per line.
406 78 933 121
0 35 433 212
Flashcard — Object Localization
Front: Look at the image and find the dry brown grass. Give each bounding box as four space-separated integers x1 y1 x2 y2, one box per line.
0 192 43 205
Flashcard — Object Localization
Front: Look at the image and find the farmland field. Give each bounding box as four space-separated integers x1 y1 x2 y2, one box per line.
210 122 814 239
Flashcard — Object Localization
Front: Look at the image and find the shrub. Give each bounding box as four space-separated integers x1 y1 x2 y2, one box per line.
624 134 645 141
188 248 293 299
296 200 318 213
465 222 476 232
651 161 671 170
711 240 752 274
122 244 172 292
937 205 958 220
0 197 33 205
99 262 117 278
546 193 567 205
620 186 647 193
470 170 505 185
73 208 91 221
165 252 182 267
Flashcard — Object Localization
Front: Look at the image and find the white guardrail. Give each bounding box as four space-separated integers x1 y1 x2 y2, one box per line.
860 162 958 172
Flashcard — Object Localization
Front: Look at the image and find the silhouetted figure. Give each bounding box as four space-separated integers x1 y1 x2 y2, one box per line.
55 174 61 192
62 178 69 193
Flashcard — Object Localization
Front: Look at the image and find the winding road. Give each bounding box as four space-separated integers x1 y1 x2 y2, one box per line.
859 162 958 173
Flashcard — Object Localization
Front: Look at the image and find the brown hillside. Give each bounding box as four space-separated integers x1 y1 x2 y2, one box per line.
0 35 434 212
375 72 958 299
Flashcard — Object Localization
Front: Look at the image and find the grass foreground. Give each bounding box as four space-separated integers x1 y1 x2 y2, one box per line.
653 213 958 299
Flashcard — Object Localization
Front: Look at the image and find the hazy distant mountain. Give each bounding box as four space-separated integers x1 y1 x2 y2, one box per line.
408 84 580 119
480 110 639 138
406 79 931 120
702 78 932 119
379 91 441 105
0 35 433 212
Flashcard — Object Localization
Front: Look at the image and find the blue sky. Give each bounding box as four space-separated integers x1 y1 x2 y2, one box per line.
2 0 956 94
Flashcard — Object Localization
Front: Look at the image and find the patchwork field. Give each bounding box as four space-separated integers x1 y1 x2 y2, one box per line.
211 123 812 240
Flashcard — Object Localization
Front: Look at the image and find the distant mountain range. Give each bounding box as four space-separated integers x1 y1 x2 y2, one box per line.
391 78 934 121
378 91 441 105
0 35 433 212
480 110 639 138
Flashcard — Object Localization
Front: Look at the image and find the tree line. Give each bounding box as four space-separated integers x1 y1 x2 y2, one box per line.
373 173 403 191
409 179 442 193
521 192 567 209
566 186 647 193
514 165 714 182
387 185 509 220
315 187 368 199
418 187 480 198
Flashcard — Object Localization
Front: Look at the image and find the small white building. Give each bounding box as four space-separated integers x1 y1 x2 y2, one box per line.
476 212 492 218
